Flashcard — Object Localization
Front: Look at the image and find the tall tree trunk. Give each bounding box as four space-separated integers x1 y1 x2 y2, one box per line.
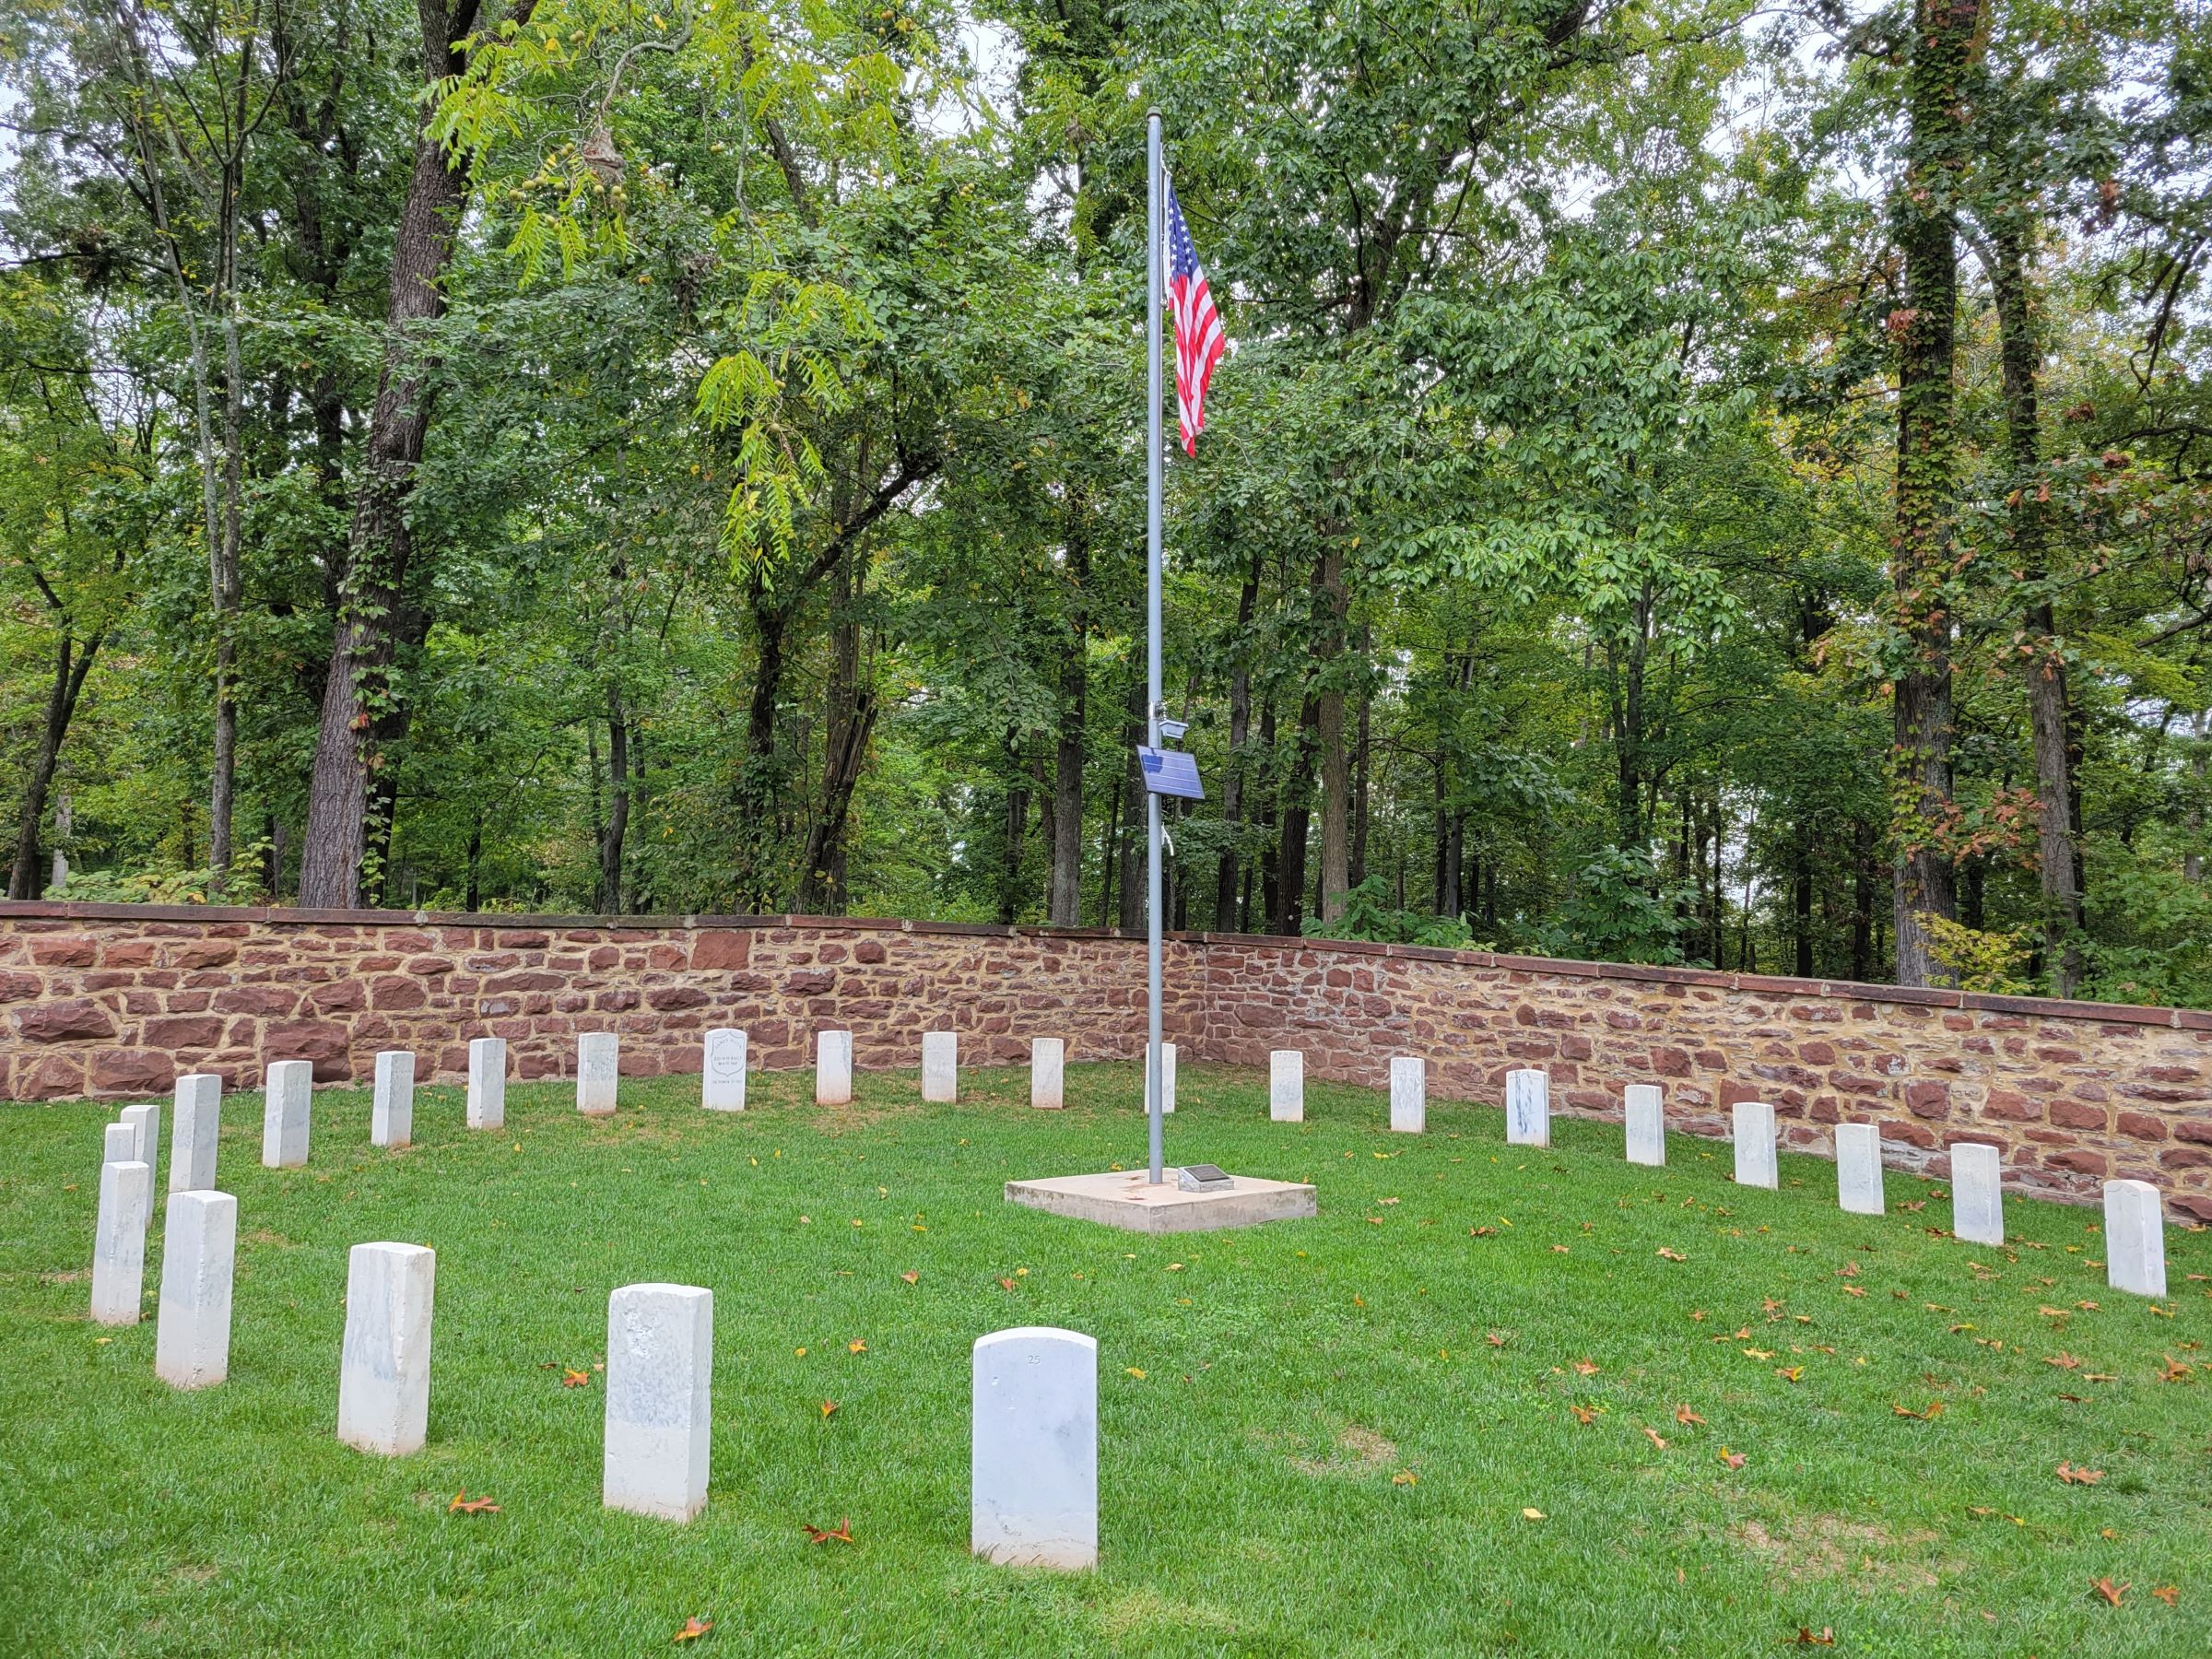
297 0 504 908
1257 695 1279 930
1116 677 1145 931
1987 222 2081 993
1277 694 1319 935
8 629 101 900
1888 0 1972 985
732 589 792 911
1213 558 1260 929
600 690 630 912
1350 677 1371 888
1048 502 1091 925
1314 549 1350 921
1794 839 1815 978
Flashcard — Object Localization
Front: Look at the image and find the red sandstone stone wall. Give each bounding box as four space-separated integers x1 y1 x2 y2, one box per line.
6 903 2211 1220
0 906 1205 1103
1193 940 2212 1221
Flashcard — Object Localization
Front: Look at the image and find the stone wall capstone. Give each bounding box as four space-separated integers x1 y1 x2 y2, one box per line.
6 902 2211 1220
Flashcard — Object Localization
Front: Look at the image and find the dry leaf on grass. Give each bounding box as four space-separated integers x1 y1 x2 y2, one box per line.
2092 1578 2128 1608
802 1518 854 1544
1521 1507 1545 1521
448 1491 500 1514
1573 1358 1600 1376
1642 1427 1668 1451
1719 1448 1747 1470
2151 1585 2180 1606
847 1340 866 1355
1786 1630 1835 1647
1675 1405 1705 1426
672 1616 713 1643
819 1401 838 1418
900 1271 919 1285
2056 1462 2105 1486
1892 1400 1945 1420
562 1369 591 1388
1570 1404 1601 1425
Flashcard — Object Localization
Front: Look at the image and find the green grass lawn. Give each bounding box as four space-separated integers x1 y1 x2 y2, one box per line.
3 1062 2208 1656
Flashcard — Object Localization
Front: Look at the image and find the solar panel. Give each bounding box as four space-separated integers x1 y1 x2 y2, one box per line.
1137 746 1205 800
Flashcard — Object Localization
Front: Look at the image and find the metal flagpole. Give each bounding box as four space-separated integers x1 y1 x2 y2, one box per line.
1145 109 1166 1186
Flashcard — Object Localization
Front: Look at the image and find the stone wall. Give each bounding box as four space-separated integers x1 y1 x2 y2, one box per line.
6 902 2211 1220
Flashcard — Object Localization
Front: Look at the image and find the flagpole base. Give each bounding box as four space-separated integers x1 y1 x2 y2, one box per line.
1005 1170 1317 1235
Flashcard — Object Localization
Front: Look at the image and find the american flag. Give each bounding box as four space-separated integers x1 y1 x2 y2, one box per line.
1164 175 1225 456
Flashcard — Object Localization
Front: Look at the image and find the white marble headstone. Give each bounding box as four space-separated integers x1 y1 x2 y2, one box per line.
120 1100 160 1178
1835 1122 1885 1216
1505 1068 1550 1147
1030 1038 1065 1110
1389 1056 1426 1134
155 1189 237 1389
1731 1100 1778 1189
262 1060 312 1169
576 1033 619 1115
921 1031 958 1103
171 1072 221 1192
371 1051 415 1148
971 1325 1097 1570
466 1037 507 1131
816 1030 853 1106
1624 1084 1665 1167
1949 1142 2005 1245
2104 1179 2167 1298
337 1241 435 1456
604 1283 713 1522
1270 1051 1305 1123
702 1028 748 1112
89 1158 152 1326
103 1120 135 1167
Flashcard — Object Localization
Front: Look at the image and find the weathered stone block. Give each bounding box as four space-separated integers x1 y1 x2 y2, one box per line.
171 1073 221 1192
155 1190 237 1389
89 1158 151 1325
1270 1050 1304 1123
467 1037 506 1130
818 1029 853 1106
1506 1068 1550 1147
2103 1179 2167 1298
1390 1056 1425 1134
971 1326 1097 1570
604 1283 712 1522
371 1050 415 1148
703 1028 747 1111
1732 1101 1778 1189
1625 1084 1665 1166
921 1031 957 1103
261 1060 312 1169
337 1241 435 1456
577 1032 618 1114
1030 1037 1065 1110
1836 1122 1884 1216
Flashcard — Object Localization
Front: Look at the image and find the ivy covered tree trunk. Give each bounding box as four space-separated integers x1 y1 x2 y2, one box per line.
1888 0 1973 986
1989 223 2082 994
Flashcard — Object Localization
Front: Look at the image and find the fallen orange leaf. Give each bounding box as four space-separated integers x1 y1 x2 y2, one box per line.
848 1340 867 1354
802 1517 854 1544
562 1368 590 1388
900 1271 919 1285
1657 1247 1686 1262
1391 1469 1417 1486
1642 1426 1668 1450
673 1616 713 1643
2092 1577 2128 1607
1787 1630 1835 1648
998 1277 1016 1291
1776 1366 1804 1384
1675 1405 1705 1427
819 1400 838 1418
2044 1353 2082 1371
1570 1404 1600 1425
1719 1448 1747 1471
448 1491 500 1514
2057 1462 2105 1486
1573 1358 1600 1376
2151 1585 2179 1606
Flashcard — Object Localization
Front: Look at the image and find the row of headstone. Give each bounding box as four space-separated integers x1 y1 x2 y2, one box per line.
1292 1057 2172 1298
